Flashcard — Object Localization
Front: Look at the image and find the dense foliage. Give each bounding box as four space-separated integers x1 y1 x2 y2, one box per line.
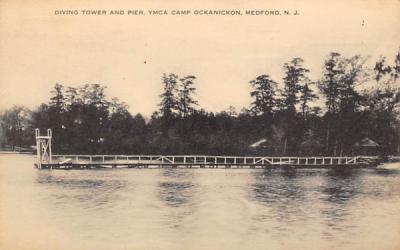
1 51 399 156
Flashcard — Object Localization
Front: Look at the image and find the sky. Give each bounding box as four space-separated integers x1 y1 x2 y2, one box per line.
0 0 399 117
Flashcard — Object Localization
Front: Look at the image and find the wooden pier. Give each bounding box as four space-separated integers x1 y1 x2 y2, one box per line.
34 129 380 169
36 154 379 169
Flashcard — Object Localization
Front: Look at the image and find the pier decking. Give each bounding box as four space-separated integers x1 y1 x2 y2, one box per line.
34 129 380 169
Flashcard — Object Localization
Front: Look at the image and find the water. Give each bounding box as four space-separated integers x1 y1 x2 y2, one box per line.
1 154 399 250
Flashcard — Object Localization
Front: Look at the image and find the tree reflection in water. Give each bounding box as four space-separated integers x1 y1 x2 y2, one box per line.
36 170 128 210
319 168 364 238
249 169 309 224
157 169 198 228
322 169 362 204
248 168 365 240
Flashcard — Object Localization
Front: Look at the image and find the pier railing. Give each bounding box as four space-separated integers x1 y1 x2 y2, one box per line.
33 154 379 169
52 154 365 166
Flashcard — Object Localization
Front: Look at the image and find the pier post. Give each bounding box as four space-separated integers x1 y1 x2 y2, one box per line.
47 129 52 163
35 129 40 168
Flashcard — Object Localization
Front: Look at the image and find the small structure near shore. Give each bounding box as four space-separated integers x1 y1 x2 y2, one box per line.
299 139 323 156
249 138 276 155
353 137 380 156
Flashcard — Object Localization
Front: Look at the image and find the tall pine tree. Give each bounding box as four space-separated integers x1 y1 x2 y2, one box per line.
249 74 277 116
177 75 198 117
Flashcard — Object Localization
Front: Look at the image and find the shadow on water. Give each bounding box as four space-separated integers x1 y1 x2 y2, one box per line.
157 169 197 228
36 170 127 209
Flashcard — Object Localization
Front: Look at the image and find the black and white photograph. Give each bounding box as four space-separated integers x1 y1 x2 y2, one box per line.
0 0 399 249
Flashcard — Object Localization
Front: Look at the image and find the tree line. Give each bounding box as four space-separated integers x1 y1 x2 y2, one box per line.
1 51 399 156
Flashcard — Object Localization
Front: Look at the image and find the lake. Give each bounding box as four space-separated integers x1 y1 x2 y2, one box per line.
0 154 399 250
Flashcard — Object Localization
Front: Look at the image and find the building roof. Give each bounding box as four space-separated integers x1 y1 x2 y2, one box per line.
249 138 268 148
300 139 322 148
355 137 380 147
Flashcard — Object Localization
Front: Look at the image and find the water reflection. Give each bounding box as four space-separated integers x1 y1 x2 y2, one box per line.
161 168 194 179
2 154 399 250
249 168 368 241
158 181 195 207
316 169 364 239
250 169 306 205
322 169 362 204
249 169 309 228
36 170 128 210
157 169 198 228
373 167 400 176
37 174 107 189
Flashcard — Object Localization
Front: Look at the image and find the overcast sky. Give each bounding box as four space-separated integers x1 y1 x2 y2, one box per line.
1 0 399 117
